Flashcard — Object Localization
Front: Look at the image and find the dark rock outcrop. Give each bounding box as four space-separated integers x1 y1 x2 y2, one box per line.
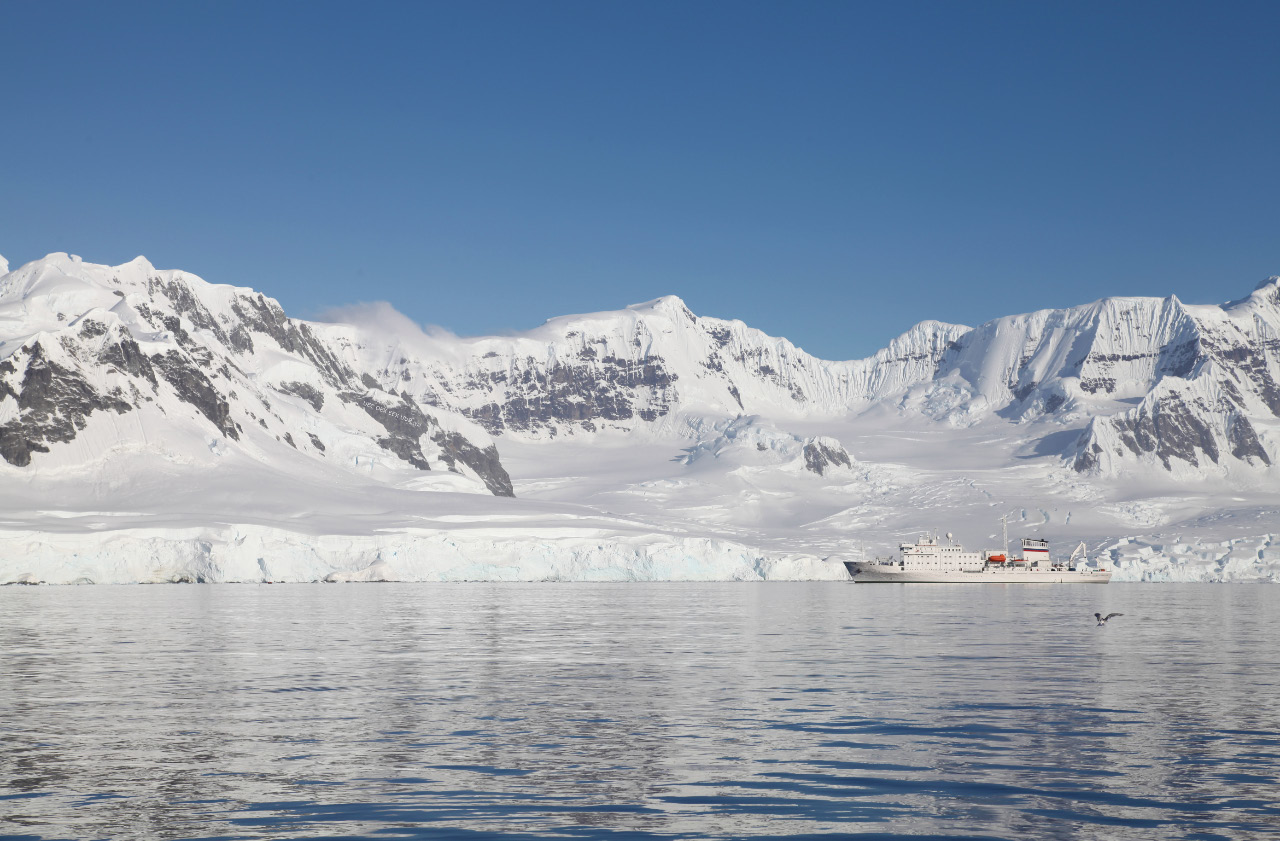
803 441 852 476
0 343 133 467
98 336 157 389
276 381 324 412
345 390 515 496
151 350 239 440
459 354 678 436
232 293 355 387
1 256 520 496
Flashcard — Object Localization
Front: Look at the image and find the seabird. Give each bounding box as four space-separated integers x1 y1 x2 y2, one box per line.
1094 612 1124 626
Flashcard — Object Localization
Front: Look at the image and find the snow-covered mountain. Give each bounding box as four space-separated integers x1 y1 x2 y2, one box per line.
336 294 968 437
337 281 1280 479
0 253 513 495
1 252 1277 584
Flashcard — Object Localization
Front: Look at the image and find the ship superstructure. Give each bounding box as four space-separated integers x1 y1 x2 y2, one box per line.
844 529 1110 583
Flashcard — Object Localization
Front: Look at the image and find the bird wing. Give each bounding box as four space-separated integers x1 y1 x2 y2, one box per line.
1105 613 1124 620
1094 613 1103 620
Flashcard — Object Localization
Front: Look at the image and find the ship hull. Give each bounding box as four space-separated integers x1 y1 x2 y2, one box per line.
844 561 1111 583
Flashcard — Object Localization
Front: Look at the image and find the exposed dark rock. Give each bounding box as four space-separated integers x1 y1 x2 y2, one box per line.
151 350 239 440
803 441 852 476
0 267 520 494
133 303 160 330
1202 334 1280 417
376 434 430 470
1077 342 1202 395
1109 394 1219 469
58 335 83 360
347 391 431 437
77 319 109 339
1079 377 1117 395
0 359 16 403
276 381 324 411
0 343 133 467
1073 440 1104 473
1227 414 1271 465
345 390 434 471
231 293 354 387
98 336 158 389
707 326 733 348
228 324 255 354
1011 381 1037 402
344 390 514 495
458 354 678 435
431 432 514 497
1161 341 1200 379
159 314 186 340
148 277 229 344
1219 376 1247 409
731 347 807 401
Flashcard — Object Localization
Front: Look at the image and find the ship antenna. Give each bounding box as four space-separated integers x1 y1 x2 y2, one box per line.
1001 513 1010 558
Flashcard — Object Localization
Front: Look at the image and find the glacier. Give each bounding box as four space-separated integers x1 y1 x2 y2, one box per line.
1 252 1277 584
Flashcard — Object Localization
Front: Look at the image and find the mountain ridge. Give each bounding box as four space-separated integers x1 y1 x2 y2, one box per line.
4 253 1278 480
0 252 514 495
2 251 1278 584
330 270 1280 479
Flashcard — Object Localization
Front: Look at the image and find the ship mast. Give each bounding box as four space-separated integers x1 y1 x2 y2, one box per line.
1001 514 1010 559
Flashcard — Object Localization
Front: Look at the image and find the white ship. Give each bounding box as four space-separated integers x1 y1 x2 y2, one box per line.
844 528 1111 583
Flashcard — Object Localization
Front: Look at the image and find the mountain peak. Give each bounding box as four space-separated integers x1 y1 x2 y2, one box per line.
118 255 156 272
1224 275 1280 311
629 295 692 316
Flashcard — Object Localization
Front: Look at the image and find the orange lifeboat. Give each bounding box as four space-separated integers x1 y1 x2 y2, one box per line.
987 553 1007 563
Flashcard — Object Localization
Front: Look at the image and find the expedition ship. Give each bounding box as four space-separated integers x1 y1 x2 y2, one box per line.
845 529 1111 583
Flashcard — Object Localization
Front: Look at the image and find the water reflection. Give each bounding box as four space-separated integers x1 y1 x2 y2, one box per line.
1 583 1277 839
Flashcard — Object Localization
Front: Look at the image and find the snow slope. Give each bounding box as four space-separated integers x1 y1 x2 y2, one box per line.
1 252 1277 583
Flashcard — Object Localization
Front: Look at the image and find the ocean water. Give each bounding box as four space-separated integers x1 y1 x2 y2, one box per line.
1 582 1277 841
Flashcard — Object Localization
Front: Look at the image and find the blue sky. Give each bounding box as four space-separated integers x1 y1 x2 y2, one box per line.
2 1 1277 359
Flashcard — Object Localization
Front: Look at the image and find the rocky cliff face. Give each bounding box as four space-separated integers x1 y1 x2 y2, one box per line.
3 252 1277 486
0 254 514 496
331 280 1280 479
874 282 1280 476
330 295 971 439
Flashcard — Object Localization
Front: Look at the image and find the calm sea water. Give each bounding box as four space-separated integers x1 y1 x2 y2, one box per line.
1 582 1277 840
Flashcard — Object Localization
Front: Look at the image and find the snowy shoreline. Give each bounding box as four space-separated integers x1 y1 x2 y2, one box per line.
0 524 845 585
1 525 1274 585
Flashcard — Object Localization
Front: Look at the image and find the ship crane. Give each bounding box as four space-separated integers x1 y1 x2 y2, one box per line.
1067 541 1089 569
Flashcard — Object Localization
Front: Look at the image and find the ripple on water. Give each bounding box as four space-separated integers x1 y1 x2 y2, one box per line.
1 582 1278 839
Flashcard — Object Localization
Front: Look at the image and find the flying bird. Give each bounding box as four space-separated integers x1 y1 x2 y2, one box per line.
1095 612 1124 626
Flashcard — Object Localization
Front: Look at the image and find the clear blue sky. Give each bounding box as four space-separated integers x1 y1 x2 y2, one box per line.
2 1 1277 359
